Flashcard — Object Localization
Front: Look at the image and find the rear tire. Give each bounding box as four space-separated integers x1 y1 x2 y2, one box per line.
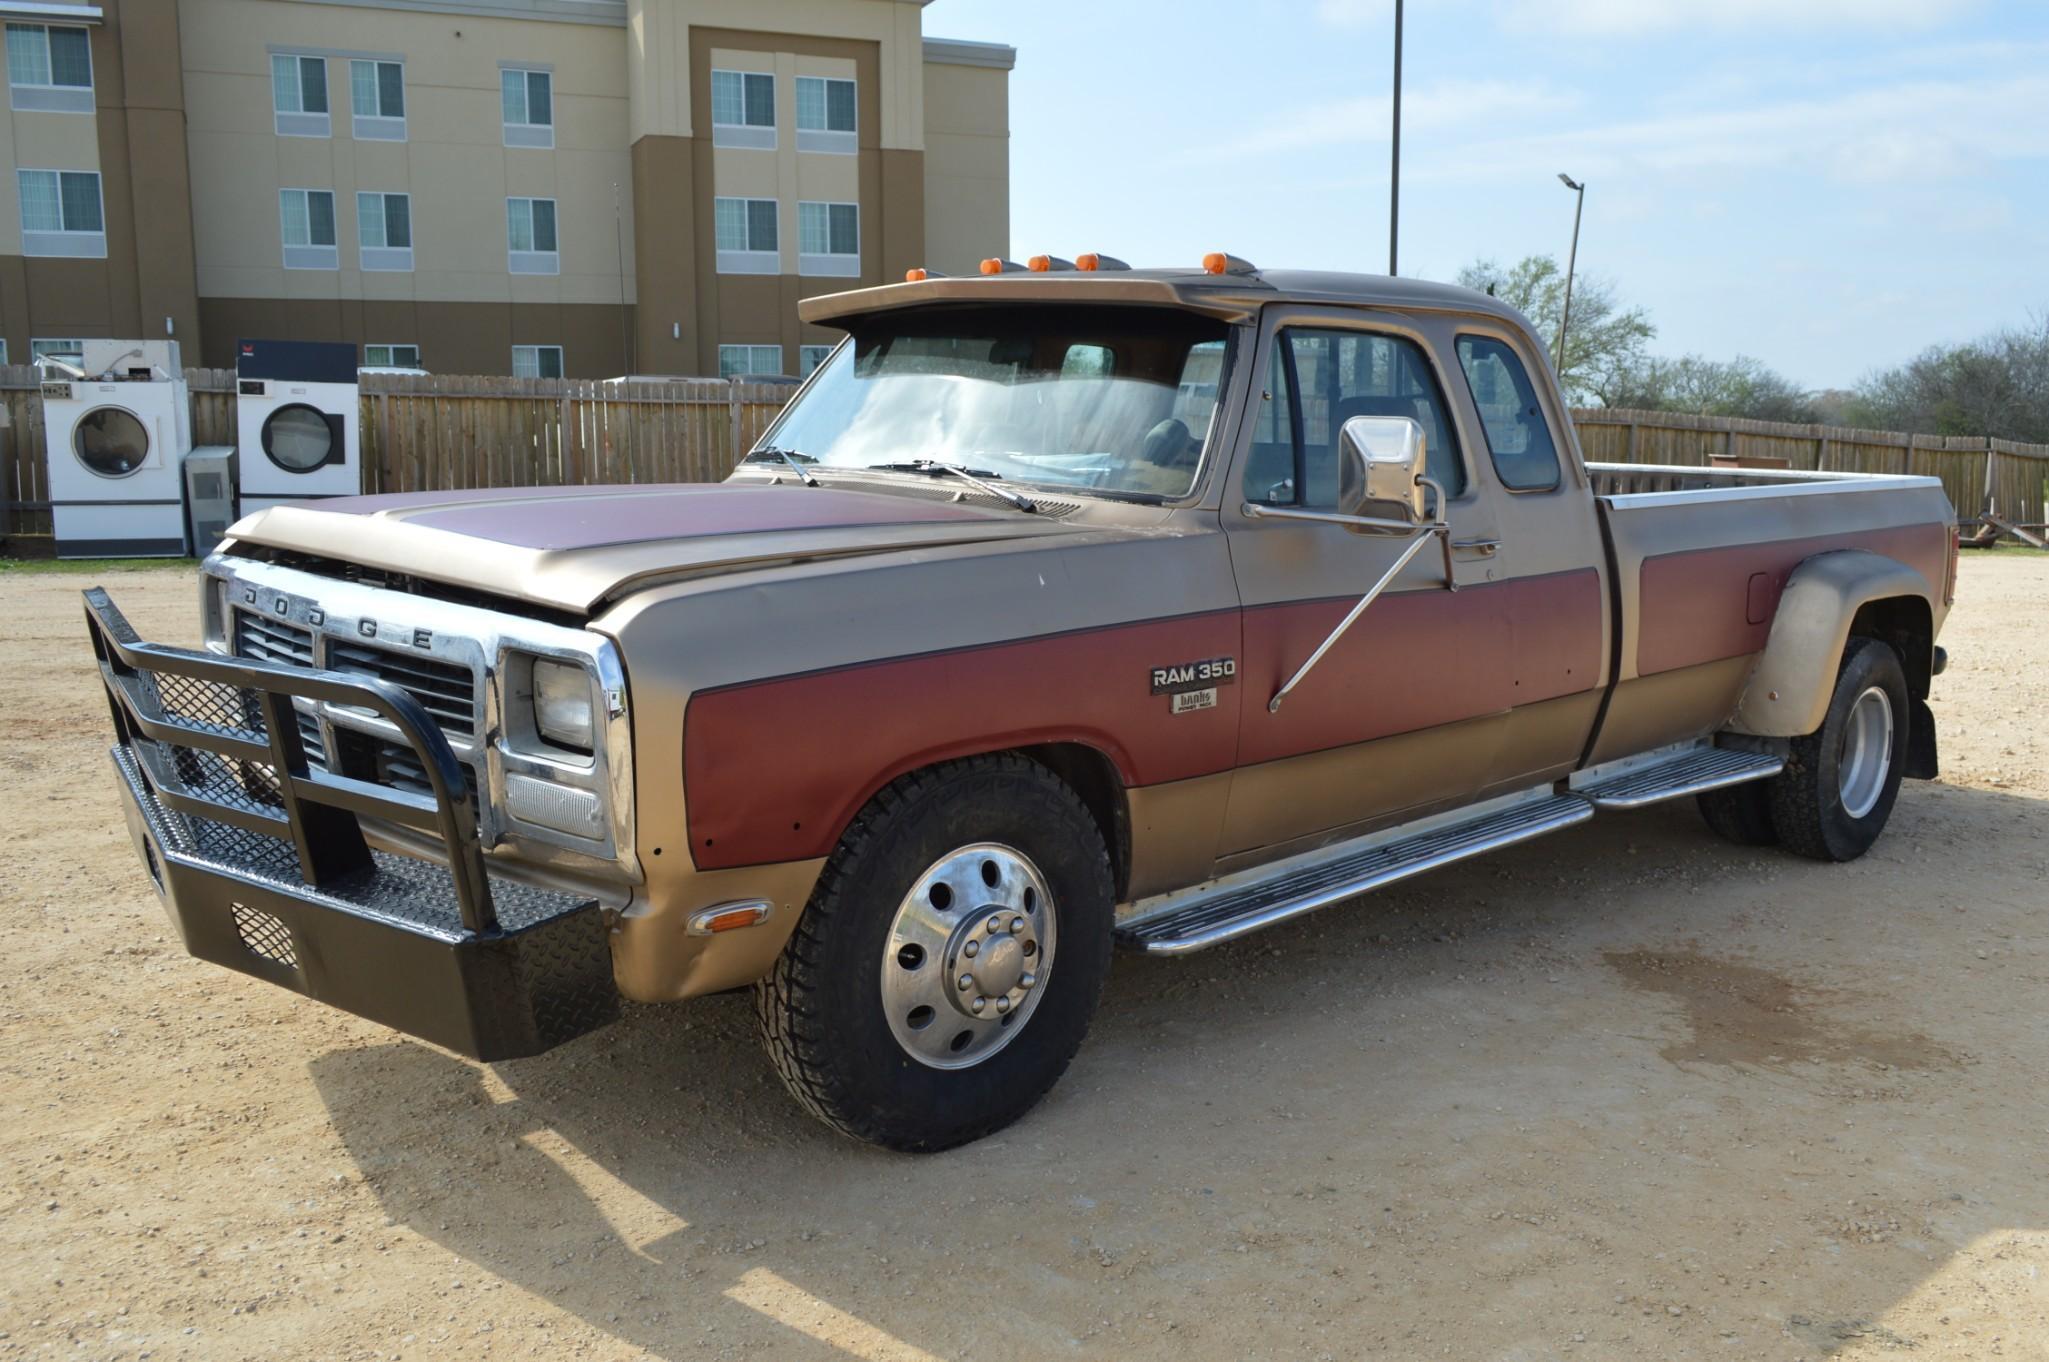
1697 780 1778 846
1768 636 1909 862
754 754 1115 1152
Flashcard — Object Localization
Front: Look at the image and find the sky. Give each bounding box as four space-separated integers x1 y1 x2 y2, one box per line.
930 0 2049 392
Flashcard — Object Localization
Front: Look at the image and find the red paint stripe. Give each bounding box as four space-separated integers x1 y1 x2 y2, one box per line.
1636 525 1946 676
683 568 1605 871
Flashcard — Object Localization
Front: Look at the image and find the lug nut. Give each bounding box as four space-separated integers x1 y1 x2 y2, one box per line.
1019 971 1036 990
1009 916 1025 934
964 940 979 959
995 996 1011 1014
971 996 987 1014
986 915 1004 935
958 973 973 991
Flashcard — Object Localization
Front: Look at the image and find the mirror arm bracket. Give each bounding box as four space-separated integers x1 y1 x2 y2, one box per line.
1264 520 1452 715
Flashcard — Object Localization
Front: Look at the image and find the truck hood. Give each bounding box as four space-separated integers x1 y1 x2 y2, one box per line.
225 483 1079 614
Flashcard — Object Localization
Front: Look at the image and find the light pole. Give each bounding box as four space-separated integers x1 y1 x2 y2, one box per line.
1555 173 1585 371
1389 0 1403 276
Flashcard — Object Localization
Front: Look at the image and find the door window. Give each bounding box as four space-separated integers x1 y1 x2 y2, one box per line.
1245 327 1465 507
1455 336 1561 491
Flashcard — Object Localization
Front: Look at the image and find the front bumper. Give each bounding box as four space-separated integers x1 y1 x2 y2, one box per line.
88 588 619 1061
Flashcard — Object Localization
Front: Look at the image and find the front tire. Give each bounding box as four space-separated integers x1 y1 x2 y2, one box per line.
1768 636 1909 862
755 754 1115 1152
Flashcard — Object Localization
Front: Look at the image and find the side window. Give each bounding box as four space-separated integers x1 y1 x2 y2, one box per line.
1246 327 1464 508
1456 336 1561 491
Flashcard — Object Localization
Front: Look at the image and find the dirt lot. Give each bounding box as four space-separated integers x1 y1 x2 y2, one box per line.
3 554 2045 1362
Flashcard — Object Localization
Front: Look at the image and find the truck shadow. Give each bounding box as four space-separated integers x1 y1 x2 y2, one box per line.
309 781 2049 1360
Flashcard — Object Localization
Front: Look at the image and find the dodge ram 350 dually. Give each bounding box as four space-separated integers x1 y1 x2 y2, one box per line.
86 258 1958 1150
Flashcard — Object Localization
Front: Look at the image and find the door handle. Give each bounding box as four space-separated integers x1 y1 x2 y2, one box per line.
1452 538 1501 556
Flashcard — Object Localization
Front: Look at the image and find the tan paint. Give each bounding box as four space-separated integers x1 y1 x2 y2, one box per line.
628 132 693 372
1123 772 1233 904
1583 656 1760 768
921 57 1008 274
1731 550 1932 736
609 855 825 1002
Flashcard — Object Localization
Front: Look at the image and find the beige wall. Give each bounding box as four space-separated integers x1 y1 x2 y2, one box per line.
922 57 1008 276
180 0 635 309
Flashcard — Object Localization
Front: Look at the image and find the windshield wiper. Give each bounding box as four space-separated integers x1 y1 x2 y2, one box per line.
867 459 1037 512
743 446 820 487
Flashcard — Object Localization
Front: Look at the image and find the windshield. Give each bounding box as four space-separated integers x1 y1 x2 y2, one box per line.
757 305 1233 499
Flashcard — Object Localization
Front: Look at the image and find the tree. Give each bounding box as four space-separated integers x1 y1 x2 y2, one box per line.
1841 313 2049 443
1601 353 1823 424
1456 255 1654 405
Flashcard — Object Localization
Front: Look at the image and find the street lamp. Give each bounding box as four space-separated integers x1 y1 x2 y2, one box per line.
1555 173 1585 370
1389 0 1404 276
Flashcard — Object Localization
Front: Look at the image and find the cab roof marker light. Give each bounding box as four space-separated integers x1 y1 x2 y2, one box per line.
1202 252 1259 276
979 258 1026 275
904 267 950 282
1026 255 1076 272
1075 253 1130 272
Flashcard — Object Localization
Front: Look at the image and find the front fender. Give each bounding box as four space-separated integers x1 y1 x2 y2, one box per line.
1728 549 1931 737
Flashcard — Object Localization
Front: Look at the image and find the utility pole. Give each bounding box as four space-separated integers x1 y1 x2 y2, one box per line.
1389 0 1403 276
1556 173 1585 371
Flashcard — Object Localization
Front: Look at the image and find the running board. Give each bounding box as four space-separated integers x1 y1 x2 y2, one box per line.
1573 745 1783 810
1116 793 1594 956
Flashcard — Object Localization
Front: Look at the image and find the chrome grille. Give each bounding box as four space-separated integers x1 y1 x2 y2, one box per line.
325 639 478 738
234 611 315 666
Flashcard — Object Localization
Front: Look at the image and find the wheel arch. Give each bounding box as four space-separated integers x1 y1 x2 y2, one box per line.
1729 549 1934 737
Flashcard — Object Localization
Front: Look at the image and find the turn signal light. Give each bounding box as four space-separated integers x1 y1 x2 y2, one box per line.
686 901 772 936
1202 252 1228 275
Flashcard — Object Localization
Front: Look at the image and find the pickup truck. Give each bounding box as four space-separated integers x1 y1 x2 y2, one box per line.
86 258 1958 1151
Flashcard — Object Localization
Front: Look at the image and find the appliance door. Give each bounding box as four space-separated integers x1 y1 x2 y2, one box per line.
261 403 344 472
72 404 155 479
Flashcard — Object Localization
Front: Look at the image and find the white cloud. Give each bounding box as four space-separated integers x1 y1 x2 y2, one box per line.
1497 0 1979 35
1194 78 1580 162
1314 0 1394 27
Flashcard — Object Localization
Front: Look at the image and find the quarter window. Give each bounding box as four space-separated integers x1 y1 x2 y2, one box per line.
1455 336 1562 491
720 344 783 378
6 23 91 111
1245 327 1465 508
502 67 551 147
512 344 563 378
349 59 405 139
279 188 337 268
270 53 328 135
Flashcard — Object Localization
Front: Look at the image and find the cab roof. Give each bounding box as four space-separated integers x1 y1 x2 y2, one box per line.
797 267 1539 336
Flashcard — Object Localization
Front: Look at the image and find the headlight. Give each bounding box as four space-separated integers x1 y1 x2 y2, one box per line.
532 657 595 752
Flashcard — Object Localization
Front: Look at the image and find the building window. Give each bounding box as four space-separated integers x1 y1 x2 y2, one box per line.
349 59 405 140
507 196 558 274
5 23 92 113
0 339 8 364
795 76 855 154
710 68 774 149
356 191 412 271
279 188 337 269
501 66 552 149
797 201 859 277
270 53 328 137
720 344 784 379
363 343 419 369
512 344 563 378
18 169 104 258
799 344 834 377
715 196 778 274
30 338 81 366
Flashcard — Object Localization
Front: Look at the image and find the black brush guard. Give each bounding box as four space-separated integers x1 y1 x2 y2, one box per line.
85 587 618 1061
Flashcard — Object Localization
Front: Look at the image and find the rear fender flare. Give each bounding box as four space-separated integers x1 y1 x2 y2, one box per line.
1729 550 1931 737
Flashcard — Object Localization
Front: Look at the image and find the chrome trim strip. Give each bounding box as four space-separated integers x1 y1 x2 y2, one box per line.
1589 463 1945 510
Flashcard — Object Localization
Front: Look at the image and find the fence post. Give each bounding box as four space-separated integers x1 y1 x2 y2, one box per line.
728 379 742 469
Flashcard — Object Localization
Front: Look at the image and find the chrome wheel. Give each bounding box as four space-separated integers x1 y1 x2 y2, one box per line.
880 842 1056 1070
1837 684 1894 819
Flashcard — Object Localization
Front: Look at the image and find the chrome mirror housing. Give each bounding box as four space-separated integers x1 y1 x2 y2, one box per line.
1336 415 1431 528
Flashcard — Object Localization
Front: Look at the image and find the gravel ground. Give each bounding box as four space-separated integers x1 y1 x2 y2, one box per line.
2 553 2045 1362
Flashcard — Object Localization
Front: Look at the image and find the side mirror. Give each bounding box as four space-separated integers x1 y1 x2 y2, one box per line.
1336 415 1432 528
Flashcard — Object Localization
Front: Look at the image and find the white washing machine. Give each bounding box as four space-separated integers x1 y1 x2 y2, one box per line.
44 339 193 559
235 338 360 513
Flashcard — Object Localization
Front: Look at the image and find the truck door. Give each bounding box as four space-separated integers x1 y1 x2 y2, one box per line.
1218 309 1509 860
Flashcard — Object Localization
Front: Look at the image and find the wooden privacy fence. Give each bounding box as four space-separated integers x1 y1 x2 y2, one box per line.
5 370 2046 540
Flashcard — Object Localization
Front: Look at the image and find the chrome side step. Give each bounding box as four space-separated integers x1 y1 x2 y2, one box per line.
1574 745 1783 810
1116 792 1594 956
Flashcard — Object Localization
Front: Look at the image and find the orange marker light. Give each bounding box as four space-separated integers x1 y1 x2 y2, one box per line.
905 267 928 282
686 901 772 936
1077 253 1101 271
1202 252 1229 275
980 257 1005 276
1028 254 1052 272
